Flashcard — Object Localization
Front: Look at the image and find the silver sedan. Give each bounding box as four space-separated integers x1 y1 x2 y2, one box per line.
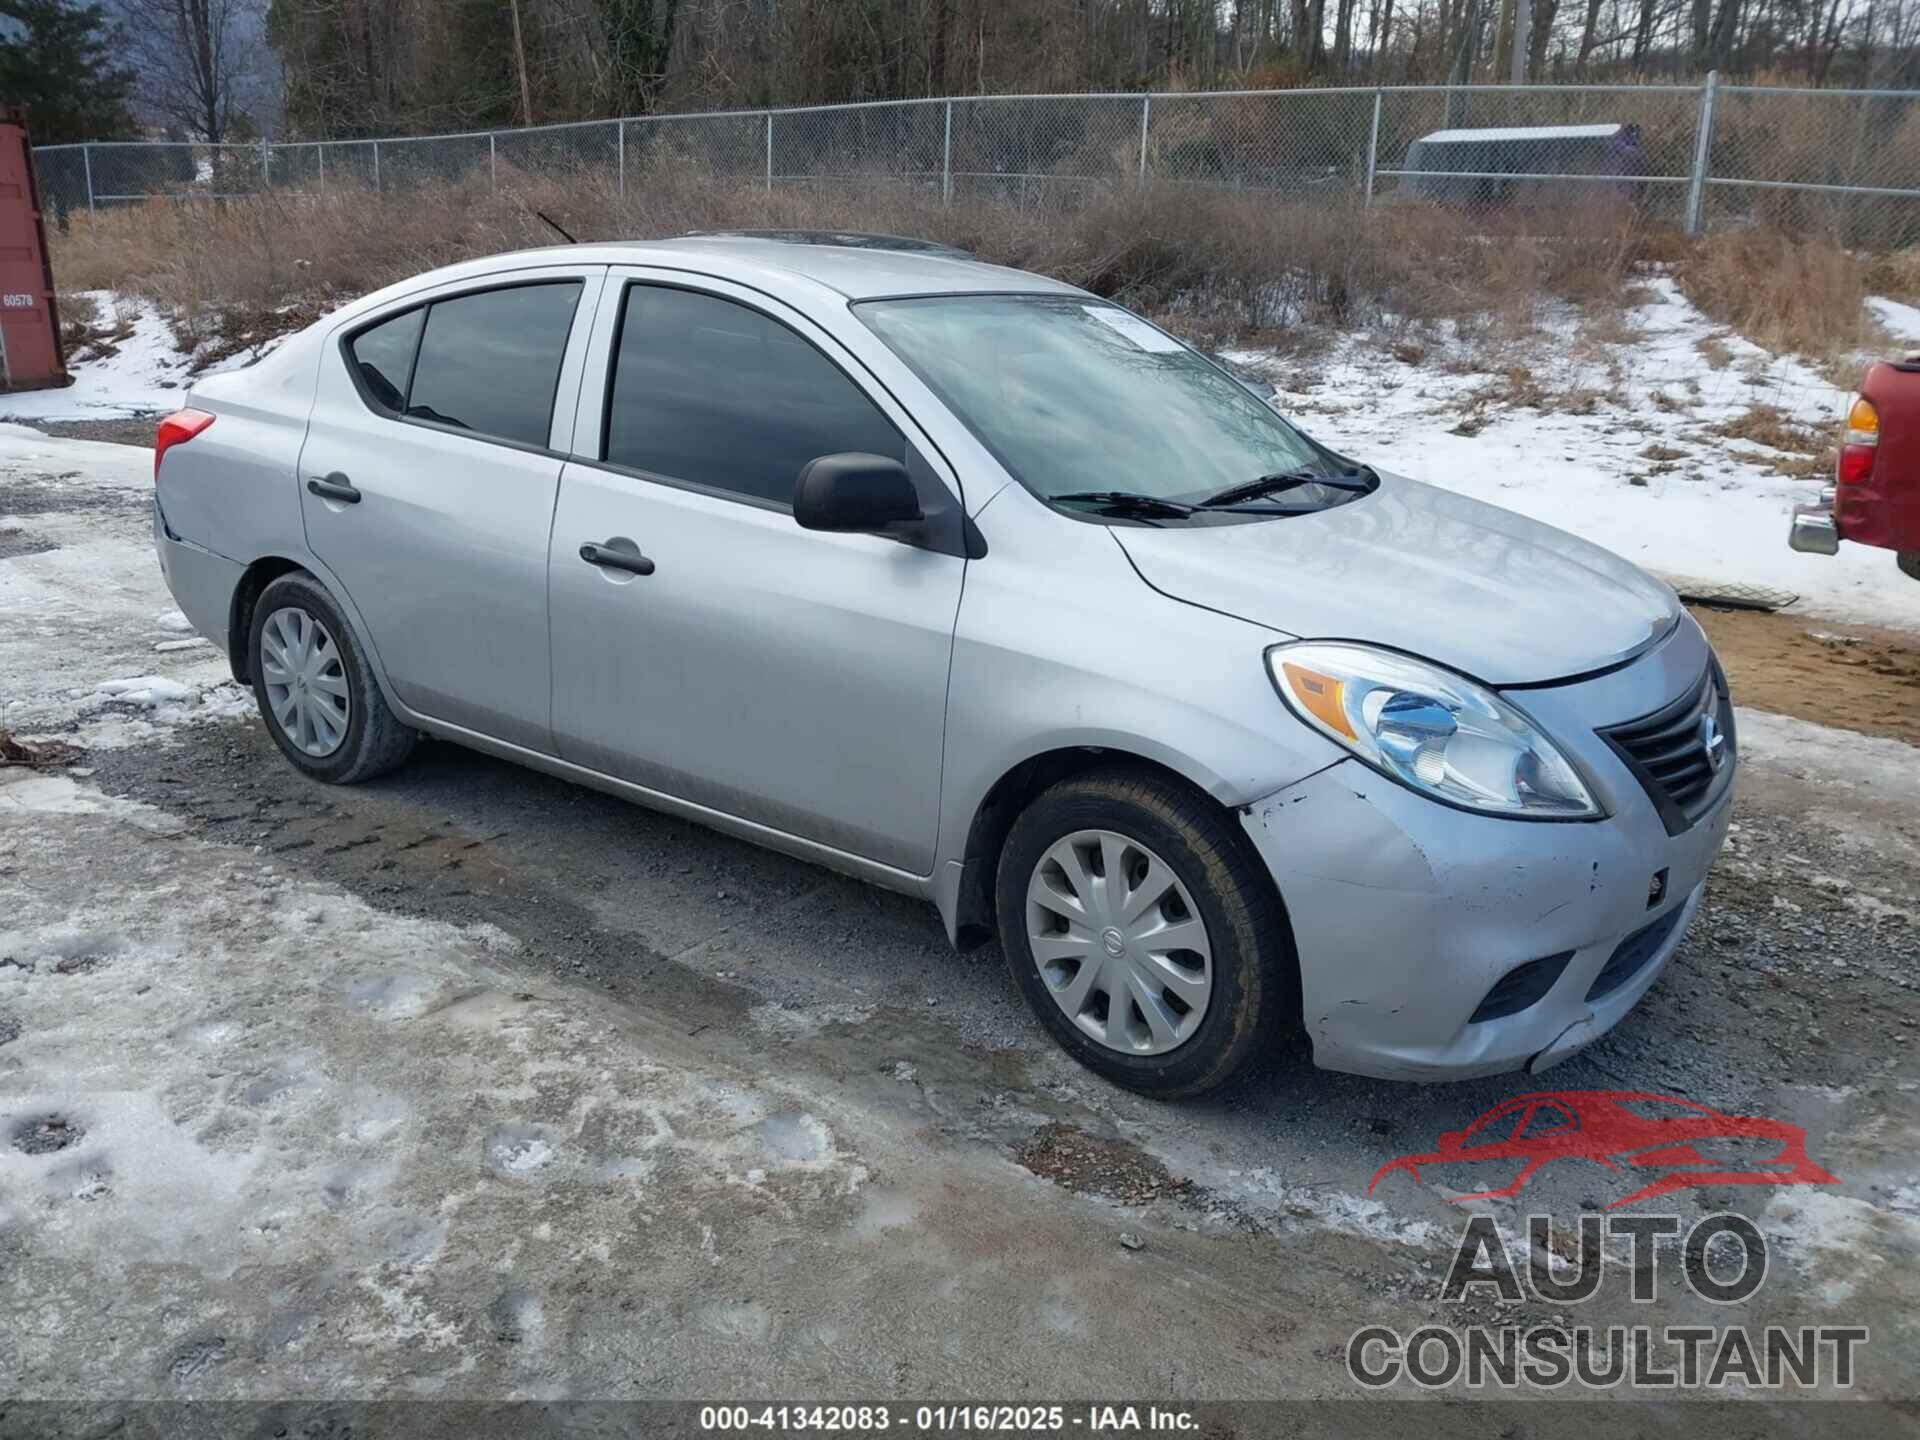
152 232 1735 1095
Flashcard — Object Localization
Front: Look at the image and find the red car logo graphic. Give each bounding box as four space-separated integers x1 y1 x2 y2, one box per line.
1366 1090 1838 1210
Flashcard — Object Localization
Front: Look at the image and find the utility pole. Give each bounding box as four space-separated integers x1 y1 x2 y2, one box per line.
508 0 534 126
1512 0 1532 80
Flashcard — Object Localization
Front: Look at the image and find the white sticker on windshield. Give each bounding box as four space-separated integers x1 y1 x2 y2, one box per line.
1082 305 1186 353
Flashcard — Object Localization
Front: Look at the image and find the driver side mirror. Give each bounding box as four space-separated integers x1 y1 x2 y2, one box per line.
794 453 923 534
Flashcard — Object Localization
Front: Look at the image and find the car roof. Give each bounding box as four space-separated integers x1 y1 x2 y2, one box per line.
464 234 1080 303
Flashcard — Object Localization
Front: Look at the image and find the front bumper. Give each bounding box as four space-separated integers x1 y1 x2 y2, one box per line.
1240 618 1734 1082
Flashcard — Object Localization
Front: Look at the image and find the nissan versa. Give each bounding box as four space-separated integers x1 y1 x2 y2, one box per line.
150 233 1736 1096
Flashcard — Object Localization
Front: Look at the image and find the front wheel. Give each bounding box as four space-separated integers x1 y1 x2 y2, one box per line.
250 571 416 784
995 768 1295 1098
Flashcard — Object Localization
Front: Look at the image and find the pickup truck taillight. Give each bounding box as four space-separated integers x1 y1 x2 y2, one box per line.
1836 395 1877 485
153 408 215 482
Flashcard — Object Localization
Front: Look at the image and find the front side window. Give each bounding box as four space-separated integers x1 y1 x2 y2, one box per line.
604 285 902 506
347 281 583 448
857 295 1351 516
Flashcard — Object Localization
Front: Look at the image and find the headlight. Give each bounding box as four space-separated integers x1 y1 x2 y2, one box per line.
1267 642 1600 819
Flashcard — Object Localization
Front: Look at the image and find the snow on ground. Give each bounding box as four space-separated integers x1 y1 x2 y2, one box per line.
0 293 277 422
0 425 249 745
1232 275 1919 631
1869 295 1920 347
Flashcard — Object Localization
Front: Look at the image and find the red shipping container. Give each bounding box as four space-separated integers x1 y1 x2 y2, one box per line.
0 107 69 392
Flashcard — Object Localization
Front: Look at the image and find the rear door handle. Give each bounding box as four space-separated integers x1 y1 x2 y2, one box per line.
579 540 655 576
307 474 361 504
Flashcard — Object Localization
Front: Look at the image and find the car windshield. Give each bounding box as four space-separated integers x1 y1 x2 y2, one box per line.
855 295 1360 518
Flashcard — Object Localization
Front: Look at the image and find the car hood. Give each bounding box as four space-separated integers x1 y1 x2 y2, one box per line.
1112 474 1680 686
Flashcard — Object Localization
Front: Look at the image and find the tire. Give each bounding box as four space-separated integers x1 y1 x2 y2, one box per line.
1900 552 1920 583
249 571 416 784
995 766 1294 1098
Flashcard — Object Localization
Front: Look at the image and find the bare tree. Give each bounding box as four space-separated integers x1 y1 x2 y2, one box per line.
121 0 270 141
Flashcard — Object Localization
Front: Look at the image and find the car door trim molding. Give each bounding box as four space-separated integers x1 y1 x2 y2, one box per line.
403 709 937 895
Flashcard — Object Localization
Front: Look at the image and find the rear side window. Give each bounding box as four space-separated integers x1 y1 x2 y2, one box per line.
604 285 901 505
346 281 583 449
349 308 423 412
408 283 582 446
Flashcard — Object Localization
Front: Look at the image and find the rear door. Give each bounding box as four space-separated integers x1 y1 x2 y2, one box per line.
299 266 604 752
547 272 967 875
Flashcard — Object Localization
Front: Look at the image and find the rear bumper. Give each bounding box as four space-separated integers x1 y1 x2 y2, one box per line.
1240 619 1734 1083
154 499 240 655
1789 488 1841 556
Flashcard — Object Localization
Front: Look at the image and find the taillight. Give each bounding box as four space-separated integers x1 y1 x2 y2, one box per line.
154 408 215 481
1836 395 1877 486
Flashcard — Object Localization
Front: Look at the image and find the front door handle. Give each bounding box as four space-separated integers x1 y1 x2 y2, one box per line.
307 474 361 504
579 540 656 576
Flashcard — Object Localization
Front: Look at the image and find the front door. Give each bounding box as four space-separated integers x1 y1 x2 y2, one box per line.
547 276 966 875
299 267 603 752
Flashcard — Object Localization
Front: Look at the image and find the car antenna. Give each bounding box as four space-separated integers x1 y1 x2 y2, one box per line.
534 210 577 245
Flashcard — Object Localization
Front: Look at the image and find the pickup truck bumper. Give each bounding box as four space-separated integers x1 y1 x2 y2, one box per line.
1789 486 1841 555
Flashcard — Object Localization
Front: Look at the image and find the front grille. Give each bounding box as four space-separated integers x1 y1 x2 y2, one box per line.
1598 662 1735 836
1586 905 1687 1001
1470 951 1574 1022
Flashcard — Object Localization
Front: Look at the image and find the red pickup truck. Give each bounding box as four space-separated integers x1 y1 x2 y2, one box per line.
1791 353 1920 580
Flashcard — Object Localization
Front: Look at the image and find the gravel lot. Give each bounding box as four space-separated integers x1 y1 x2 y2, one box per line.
2 434 1916 1431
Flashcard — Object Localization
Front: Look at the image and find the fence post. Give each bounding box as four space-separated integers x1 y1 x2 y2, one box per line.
82 144 96 217
372 140 381 193
1137 94 1151 185
765 112 773 193
942 99 953 206
316 142 325 189
1364 88 1382 206
617 120 625 198
1686 70 1718 236
490 132 498 192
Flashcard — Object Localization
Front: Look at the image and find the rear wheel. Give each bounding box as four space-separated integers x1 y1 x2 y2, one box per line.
1900 552 1919 582
995 767 1293 1097
250 572 415 784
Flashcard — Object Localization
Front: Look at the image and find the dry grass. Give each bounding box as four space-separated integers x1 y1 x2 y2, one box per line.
1712 402 1826 454
1674 229 1879 363
1862 247 1920 304
49 170 1908 388
1693 334 1734 369
49 169 1665 365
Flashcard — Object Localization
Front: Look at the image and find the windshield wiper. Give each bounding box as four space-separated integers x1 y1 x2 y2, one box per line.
1049 490 1196 519
1196 466 1375 509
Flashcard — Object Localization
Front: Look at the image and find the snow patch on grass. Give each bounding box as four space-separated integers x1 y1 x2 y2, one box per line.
1235 276 1918 630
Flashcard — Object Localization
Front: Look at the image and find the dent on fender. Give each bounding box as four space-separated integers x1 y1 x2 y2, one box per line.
1249 762 1441 896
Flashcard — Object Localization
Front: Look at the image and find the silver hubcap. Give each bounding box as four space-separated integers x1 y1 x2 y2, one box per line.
1025 829 1213 1056
260 606 350 758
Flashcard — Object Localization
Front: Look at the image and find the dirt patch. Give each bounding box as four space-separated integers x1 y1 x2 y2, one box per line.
0 531 56 560
0 476 148 515
24 419 161 449
0 733 84 769
1691 604 1920 746
12 1114 84 1155
1016 1121 1201 1207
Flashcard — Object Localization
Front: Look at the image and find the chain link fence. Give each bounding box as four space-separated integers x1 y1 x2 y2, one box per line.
29 77 1920 247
